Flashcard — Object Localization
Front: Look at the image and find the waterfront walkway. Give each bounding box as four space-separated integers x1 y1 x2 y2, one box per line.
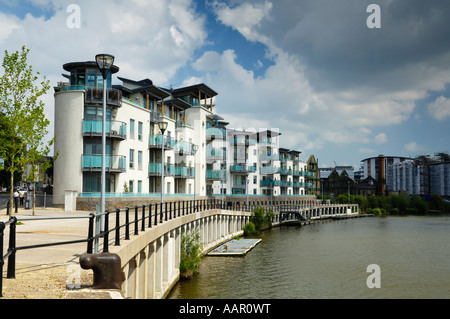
0 207 122 299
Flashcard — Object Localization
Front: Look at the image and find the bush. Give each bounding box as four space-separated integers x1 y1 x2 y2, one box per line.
180 229 202 279
243 221 256 236
250 206 274 232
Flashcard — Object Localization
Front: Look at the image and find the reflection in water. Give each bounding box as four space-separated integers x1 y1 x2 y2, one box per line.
168 216 450 299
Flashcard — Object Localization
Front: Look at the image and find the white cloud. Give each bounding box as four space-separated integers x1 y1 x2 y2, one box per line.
374 133 388 144
212 0 272 43
404 141 426 153
427 96 450 121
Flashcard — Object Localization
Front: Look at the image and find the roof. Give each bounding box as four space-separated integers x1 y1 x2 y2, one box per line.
163 98 192 110
116 77 170 100
63 61 120 74
172 83 218 98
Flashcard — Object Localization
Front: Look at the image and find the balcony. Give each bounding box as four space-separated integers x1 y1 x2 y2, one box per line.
230 164 257 173
149 163 175 176
82 155 126 173
206 127 226 141
259 153 279 161
175 166 195 179
260 166 280 175
83 120 127 140
174 141 196 156
206 170 227 181
206 147 225 161
60 86 122 107
149 135 175 150
260 180 281 187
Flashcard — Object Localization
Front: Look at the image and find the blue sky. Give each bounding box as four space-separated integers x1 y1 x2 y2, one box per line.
0 0 449 170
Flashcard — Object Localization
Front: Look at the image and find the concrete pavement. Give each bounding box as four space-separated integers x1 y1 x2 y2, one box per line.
1 207 94 265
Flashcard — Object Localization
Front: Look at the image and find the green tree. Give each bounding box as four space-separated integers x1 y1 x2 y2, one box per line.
0 45 51 214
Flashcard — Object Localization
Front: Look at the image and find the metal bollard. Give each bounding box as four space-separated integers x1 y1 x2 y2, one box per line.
80 253 122 290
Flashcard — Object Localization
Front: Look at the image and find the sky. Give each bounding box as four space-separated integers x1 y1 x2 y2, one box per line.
0 0 449 170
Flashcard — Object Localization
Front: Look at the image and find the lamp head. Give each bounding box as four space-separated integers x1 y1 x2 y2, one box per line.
158 121 168 134
96 54 115 79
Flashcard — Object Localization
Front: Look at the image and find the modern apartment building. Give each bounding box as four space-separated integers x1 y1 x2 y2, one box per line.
52 59 312 206
387 153 450 198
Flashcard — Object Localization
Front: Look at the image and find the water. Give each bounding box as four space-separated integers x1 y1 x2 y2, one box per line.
168 215 450 299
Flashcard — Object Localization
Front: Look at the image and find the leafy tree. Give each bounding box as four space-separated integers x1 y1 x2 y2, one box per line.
0 45 51 214
22 103 56 215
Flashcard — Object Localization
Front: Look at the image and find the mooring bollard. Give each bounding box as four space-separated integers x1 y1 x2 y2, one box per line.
80 253 122 290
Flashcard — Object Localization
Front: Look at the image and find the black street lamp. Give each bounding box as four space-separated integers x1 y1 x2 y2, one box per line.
95 54 115 218
158 121 168 204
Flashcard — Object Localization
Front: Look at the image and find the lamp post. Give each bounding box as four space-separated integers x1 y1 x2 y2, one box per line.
246 176 249 211
158 121 168 204
95 54 115 216
192 144 199 211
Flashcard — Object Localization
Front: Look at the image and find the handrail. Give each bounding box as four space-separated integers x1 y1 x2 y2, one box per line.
0 214 94 298
0 199 359 297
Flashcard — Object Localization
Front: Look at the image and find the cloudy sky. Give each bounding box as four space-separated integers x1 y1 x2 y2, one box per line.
0 0 449 169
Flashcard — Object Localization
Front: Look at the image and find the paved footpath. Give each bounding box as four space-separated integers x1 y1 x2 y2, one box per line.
1 207 123 299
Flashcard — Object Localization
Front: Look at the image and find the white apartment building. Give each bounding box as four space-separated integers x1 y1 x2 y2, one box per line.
53 60 311 205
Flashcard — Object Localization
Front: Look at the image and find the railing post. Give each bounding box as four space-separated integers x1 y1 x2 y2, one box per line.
0 222 5 297
169 202 172 220
103 211 110 253
134 206 139 236
148 204 152 228
141 205 146 232
125 207 130 240
87 213 94 253
165 202 168 221
160 203 164 223
7 217 17 279
115 209 121 246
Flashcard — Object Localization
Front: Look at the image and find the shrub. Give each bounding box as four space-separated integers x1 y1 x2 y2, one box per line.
243 221 256 236
180 229 201 279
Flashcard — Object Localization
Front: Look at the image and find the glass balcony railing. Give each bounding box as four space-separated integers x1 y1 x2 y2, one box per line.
83 120 127 139
259 153 279 161
260 166 280 175
175 166 195 178
82 155 126 172
260 180 281 187
149 163 175 176
174 141 196 156
149 135 175 149
206 147 225 159
206 170 227 180
230 164 257 173
206 127 226 140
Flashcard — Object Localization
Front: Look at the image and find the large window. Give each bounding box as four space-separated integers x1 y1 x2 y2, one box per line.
70 68 112 88
84 106 111 120
130 119 135 139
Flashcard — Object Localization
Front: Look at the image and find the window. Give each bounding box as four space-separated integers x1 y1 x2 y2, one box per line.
130 119 135 139
129 149 135 169
129 180 134 193
138 151 143 170
138 180 142 193
138 121 143 141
